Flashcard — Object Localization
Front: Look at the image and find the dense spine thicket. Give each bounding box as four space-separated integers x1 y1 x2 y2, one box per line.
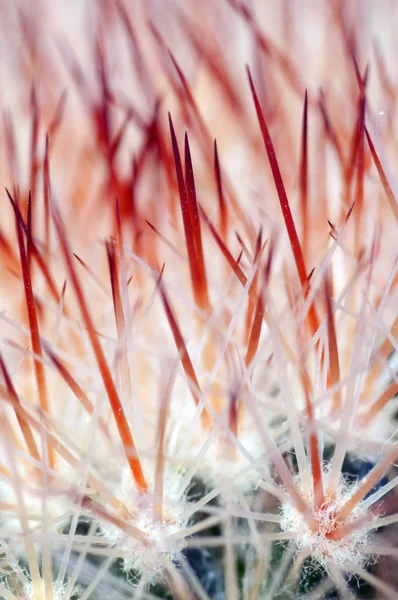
0 1 398 599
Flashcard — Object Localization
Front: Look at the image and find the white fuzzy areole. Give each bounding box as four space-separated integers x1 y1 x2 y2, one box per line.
280 469 377 572
22 579 71 600
99 466 187 584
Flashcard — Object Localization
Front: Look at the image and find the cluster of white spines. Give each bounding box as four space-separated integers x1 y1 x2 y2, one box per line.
98 466 188 584
280 468 377 572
